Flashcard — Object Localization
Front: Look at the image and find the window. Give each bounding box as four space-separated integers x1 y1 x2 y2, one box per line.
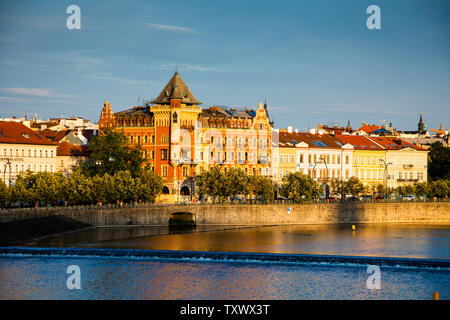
182 166 188 177
300 154 304 163
162 165 168 177
291 154 295 163
345 155 349 164
161 149 168 160
144 135 148 144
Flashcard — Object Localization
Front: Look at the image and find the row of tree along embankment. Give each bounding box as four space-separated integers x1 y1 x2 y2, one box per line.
0 202 449 228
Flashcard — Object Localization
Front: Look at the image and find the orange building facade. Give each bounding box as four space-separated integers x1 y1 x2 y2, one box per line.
99 71 273 203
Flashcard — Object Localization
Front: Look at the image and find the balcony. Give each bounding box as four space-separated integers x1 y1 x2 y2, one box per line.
403 164 413 169
397 178 419 182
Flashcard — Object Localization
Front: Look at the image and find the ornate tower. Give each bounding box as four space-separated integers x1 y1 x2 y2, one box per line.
99 101 114 129
418 112 424 134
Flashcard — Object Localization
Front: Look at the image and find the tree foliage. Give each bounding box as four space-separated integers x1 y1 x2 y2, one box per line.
2 168 162 207
280 172 322 203
428 142 450 181
79 128 144 177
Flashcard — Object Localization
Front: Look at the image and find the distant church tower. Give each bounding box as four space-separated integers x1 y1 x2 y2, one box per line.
418 112 425 134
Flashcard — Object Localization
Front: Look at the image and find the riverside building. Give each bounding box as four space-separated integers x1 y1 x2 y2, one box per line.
0 121 58 185
273 129 354 186
98 71 273 203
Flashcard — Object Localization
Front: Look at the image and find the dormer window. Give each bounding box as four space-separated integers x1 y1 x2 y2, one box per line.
22 133 29 139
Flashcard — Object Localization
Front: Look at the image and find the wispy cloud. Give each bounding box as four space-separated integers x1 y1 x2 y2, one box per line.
149 61 250 74
147 23 198 33
0 95 79 105
0 87 72 99
85 72 154 87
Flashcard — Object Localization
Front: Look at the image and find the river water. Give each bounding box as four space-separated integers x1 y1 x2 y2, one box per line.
0 223 449 299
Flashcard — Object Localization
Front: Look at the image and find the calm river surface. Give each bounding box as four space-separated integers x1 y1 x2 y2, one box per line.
0 223 449 299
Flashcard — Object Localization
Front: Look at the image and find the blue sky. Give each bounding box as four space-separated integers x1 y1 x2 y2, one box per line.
0 0 449 131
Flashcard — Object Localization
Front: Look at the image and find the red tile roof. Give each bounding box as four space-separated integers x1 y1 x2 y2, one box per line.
357 125 383 134
0 121 56 146
369 136 426 151
277 132 345 149
56 141 88 156
336 135 384 150
40 129 71 142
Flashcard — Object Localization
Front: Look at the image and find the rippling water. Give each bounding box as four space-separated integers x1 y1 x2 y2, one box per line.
1 223 449 299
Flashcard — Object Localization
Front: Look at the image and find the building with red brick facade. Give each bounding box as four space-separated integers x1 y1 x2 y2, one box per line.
99 71 273 202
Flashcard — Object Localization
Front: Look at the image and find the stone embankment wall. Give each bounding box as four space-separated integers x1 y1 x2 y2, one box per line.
1 202 449 227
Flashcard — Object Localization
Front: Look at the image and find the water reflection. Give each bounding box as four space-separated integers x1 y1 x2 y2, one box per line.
31 224 450 259
0 257 448 299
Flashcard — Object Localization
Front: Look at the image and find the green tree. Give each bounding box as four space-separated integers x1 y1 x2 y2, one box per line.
196 167 229 203
413 182 429 199
10 171 35 204
0 179 9 207
227 167 250 201
91 175 108 204
345 177 365 197
280 172 321 203
136 169 163 203
63 169 93 205
330 178 347 199
428 180 449 198
249 175 275 202
32 172 66 205
80 128 144 177
376 184 386 196
427 142 450 181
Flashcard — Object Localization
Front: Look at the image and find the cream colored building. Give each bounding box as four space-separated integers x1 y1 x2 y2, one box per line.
273 130 354 183
0 121 57 184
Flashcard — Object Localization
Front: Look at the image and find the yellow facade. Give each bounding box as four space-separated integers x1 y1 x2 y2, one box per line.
352 150 386 188
272 146 296 183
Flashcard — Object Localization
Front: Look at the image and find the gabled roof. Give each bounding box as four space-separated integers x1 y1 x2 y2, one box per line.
57 141 88 156
40 129 71 142
0 121 56 146
151 71 201 105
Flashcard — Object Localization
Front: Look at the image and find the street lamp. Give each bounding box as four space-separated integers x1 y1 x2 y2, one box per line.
312 157 328 181
379 159 392 199
3 158 12 186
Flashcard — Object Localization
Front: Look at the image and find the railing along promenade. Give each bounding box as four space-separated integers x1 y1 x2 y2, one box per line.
1 198 449 214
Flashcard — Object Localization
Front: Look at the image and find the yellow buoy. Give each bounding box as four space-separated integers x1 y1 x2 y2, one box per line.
352 225 356 231
433 292 439 300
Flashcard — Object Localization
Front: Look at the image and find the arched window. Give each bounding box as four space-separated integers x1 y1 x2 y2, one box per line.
162 186 170 194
